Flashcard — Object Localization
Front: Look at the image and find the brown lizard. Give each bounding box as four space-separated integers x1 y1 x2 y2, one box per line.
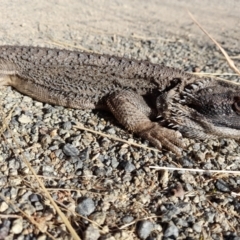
0 45 240 155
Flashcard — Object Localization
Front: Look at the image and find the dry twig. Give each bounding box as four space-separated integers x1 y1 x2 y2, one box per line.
188 11 240 76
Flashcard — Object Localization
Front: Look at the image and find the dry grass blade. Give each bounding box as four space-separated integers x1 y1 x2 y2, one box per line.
119 215 161 230
74 123 160 152
0 214 22 219
188 11 240 76
150 166 240 175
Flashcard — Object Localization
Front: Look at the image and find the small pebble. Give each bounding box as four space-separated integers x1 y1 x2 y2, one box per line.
18 114 32 124
111 157 119 168
122 215 134 224
29 194 41 202
79 147 89 161
0 220 10 239
89 212 106 225
0 201 8 212
11 218 23 234
83 224 100 240
63 143 79 157
105 127 116 135
205 212 215 223
63 121 72 130
137 220 154 239
193 221 203 233
76 198 95 216
124 162 136 172
215 179 230 193
164 222 179 238
35 201 44 211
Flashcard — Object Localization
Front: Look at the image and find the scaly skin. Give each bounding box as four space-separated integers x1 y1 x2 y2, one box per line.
0 45 240 155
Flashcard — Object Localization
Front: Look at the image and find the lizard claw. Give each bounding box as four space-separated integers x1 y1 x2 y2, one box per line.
139 123 185 156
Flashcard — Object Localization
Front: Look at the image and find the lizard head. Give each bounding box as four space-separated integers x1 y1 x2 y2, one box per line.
157 77 240 140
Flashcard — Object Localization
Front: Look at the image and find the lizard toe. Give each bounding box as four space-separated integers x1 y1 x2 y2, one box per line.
139 123 184 156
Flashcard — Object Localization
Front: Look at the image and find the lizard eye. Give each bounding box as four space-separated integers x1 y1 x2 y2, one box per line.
234 100 240 113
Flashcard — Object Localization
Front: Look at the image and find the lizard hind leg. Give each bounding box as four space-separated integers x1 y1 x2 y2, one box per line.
106 90 185 155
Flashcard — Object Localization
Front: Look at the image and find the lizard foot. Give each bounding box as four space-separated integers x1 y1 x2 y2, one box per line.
139 123 185 156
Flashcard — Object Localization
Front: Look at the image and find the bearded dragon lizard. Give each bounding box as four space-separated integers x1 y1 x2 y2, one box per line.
1 46 240 155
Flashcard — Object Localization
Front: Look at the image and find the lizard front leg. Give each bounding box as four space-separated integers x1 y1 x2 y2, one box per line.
106 90 185 155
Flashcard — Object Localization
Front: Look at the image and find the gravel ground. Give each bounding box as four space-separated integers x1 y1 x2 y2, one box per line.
0 0 240 239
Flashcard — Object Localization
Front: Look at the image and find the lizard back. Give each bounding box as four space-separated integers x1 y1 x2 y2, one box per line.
0 45 186 109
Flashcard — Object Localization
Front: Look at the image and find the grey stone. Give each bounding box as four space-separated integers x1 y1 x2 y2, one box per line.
0 220 10 239
9 168 18 176
175 218 188 227
105 127 116 135
111 157 119 168
71 156 83 170
79 147 89 161
35 201 44 211
63 121 72 130
164 222 179 238
161 204 180 222
11 218 23 234
215 179 230 193
8 159 20 169
18 114 31 123
137 220 154 239
0 201 8 212
9 187 18 199
21 203 36 215
76 198 95 216
40 134 52 148
122 215 134 224
124 162 136 172
89 212 106 225
21 191 33 201
55 149 63 158
193 222 202 233
205 212 215 223
83 224 100 240
0 177 7 187
42 165 54 173
29 194 41 202
181 157 194 168
37 234 47 240
63 143 79 156
94 167 106 177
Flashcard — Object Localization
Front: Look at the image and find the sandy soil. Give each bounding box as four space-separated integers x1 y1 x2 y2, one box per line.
1 0 239 48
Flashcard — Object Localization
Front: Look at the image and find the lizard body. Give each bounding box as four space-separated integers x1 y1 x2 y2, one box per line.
1 45 240 155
